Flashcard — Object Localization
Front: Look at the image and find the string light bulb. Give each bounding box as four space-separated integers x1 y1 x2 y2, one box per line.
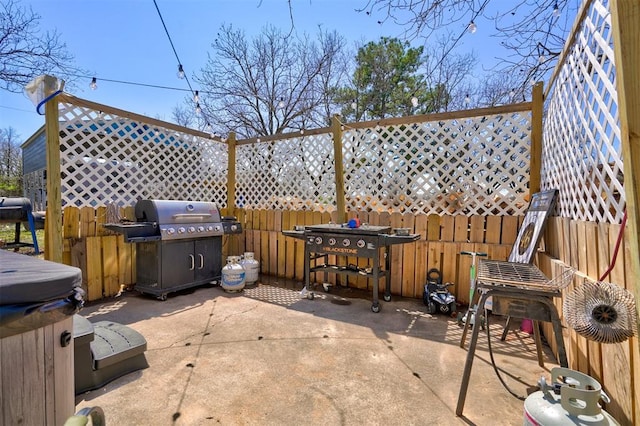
468 21 477 34
539 55 545 63
194 90 199 103
278 97 285 109
464 94 471 105
553 3 560 17
411 96 419 108
351 100 357 110
90 77 97 90
177 64 185 79
195 103 201 114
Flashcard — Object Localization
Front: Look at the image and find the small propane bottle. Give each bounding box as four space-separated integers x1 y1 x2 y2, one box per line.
240 252 260 286
221 256 246 292
524 367 619 425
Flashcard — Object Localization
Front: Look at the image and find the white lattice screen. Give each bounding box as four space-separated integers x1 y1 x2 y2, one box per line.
235 111 531 215
542 0 624 224
341 113 531 215
57 102 228 207
54 99 532 215
236 134 336 211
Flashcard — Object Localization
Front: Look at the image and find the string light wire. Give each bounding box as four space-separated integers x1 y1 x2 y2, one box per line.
152 0 213 131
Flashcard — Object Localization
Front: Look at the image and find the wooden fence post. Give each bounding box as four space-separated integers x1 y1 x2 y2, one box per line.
227 132 237 217
530 81 544 194
331 115 345 223
611 0 640 348
44 80 63 263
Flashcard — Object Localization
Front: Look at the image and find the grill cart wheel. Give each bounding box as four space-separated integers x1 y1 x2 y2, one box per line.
383 294 391 302
371 303 380 313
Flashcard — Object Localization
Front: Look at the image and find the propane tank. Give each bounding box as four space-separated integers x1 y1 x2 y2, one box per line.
221 256 246 292
240 252 260 286
524 367 619 425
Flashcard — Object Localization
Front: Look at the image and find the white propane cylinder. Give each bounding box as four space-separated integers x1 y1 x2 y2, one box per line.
524 367 619 425
240 252 260 285
221 256 246 292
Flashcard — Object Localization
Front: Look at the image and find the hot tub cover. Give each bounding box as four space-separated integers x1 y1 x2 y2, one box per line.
0 250 82 305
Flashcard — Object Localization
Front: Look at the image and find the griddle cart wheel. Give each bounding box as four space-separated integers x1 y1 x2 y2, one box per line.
371 303 380 313
157 293 168 301
383 294 391 302
307 292 314 300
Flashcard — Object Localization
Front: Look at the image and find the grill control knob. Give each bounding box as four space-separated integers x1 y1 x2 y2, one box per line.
177 227 186 234
187 226 196 233
166 228 175 235
197 226 205 232
328 238 336 246
214 225 221 231
357 239 366 248
206 225 214 231
231 224 238 231
342 238 351 247
315 237 323 244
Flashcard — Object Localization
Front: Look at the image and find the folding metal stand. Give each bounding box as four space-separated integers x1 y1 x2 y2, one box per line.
455 260 569 417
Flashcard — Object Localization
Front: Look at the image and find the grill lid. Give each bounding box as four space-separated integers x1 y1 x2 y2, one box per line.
135 199 222 224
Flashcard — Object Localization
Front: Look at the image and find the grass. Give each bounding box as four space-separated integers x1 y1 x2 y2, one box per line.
0 223 45 256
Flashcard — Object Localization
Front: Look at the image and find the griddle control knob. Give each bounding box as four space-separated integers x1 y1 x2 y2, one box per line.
187 226 196 233
342 238 351 247
177 227 186 234
328 238 336 246
315 237 323 244
357 239 366 248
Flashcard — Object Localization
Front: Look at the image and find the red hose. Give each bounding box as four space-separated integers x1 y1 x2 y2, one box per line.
598 210 628 281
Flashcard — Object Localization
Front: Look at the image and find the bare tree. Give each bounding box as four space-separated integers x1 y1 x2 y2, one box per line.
171 104 196 129
0 0 85 92
357 0 581 95
423 33 477 112
0 127 23 196
195 24 347 139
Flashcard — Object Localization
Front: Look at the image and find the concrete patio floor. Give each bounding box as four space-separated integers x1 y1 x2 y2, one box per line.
74 277 560 425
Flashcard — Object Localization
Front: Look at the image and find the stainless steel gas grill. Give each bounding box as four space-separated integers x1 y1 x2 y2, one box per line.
283 223 420 312
105 199 242 300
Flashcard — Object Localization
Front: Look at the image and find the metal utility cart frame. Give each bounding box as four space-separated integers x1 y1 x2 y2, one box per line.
284 224 419 312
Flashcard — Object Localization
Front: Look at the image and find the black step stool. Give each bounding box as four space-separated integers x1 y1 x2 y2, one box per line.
73 315 149 394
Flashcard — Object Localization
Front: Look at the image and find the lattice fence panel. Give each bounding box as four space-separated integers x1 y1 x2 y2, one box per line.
57 103 228 207
542 0 624 224
235 133 336 210
342 112 532 215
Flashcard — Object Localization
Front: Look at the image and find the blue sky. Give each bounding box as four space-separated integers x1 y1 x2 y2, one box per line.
1 0 505 143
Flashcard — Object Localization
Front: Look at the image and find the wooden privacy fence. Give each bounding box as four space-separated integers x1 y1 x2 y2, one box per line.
234 209 520 301
65 205 522 304
537 216 636 425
